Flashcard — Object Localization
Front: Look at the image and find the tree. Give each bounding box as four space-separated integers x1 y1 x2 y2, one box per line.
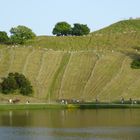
20 82 33 95
14 72 33 95
52 22 71 36
1 74 18 94
131 59 140 69
0 72 33 95
0 31 9 44
72 23 90 36
10 25 36 44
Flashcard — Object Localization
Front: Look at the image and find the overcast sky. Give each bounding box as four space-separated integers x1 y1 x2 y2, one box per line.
0 0 140 35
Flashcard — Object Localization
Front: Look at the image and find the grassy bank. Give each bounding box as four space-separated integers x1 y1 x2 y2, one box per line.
79 103 140 109
0 104 70 110
0 103 140 110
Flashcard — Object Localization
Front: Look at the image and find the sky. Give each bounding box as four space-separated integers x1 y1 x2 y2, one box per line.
0 0 140 35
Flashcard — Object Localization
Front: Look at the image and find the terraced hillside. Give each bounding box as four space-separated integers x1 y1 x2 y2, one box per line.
0 19 140 102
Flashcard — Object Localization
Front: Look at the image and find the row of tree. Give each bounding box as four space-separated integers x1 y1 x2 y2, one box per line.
0 73 33 95
52 22 90 36
0 22 90 44
0 25 36 44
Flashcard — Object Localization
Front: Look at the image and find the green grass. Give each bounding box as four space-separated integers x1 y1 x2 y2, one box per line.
94 19 140 34
0 104 69 110
0 19 140 103
47 52 71 101
0 103 140 110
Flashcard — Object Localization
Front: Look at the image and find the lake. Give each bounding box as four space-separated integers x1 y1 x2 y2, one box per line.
0 109 140 140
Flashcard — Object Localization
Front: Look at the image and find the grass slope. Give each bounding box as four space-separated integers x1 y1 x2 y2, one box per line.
0 19 140 103
26 19 140 52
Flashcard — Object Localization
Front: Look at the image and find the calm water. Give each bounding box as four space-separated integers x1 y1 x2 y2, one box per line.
0 109 140 140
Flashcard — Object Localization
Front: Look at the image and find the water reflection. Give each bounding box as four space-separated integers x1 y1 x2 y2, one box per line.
0 109 140 140
0 109 140 127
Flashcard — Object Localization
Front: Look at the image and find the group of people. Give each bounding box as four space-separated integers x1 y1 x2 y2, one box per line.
8 99 30 104
121 97 137 104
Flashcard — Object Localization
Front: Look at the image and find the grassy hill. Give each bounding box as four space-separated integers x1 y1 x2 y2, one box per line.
0 19 140 103
26 19 140 51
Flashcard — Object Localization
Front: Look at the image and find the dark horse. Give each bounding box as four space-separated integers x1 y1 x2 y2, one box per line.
12 99 20 104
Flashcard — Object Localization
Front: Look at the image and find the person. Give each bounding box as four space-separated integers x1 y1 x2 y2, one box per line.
121 97 124 104
134 100 137 104
129 98 132 104
26 100 30 104
9 99 13 104
95 98 98 103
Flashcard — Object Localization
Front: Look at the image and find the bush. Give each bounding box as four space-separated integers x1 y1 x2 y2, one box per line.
131 59 140 69
0 72 33 95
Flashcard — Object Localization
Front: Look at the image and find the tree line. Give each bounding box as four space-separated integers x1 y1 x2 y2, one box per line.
0 25 36 45
0 22 90 45
52 22 90 36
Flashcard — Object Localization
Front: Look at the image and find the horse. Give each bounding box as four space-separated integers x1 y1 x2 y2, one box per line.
12 99 20 104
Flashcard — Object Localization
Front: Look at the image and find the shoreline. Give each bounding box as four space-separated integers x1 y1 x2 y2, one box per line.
0 103 140 110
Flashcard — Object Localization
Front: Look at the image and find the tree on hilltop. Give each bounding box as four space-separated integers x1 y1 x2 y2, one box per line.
10 25 36 44
72 23 90 36
0 31 9 44
52 22 71 36
52 22 90 36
